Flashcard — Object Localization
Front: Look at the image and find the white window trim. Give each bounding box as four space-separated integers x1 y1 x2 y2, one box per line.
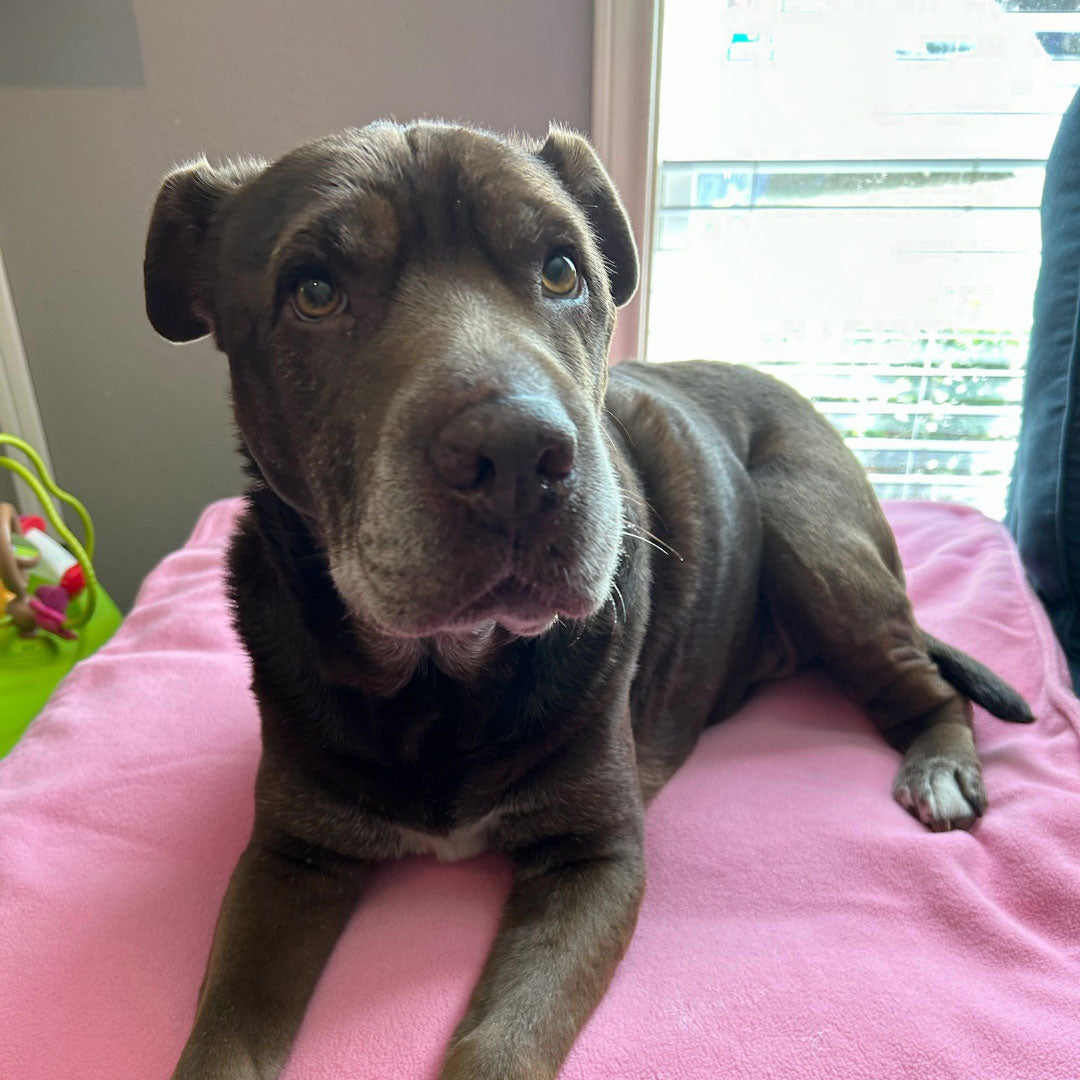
592 0 663 363
0 246 53 509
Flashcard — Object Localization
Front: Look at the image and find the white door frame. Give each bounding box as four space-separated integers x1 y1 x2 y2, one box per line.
0 245 52 508
592 0 663 364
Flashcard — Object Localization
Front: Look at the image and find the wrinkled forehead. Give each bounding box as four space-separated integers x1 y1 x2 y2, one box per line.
221 124 589 273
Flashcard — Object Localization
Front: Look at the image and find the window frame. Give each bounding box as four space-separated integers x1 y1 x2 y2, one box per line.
591 0 664 363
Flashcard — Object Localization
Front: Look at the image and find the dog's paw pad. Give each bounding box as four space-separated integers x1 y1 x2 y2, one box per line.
892 757 986 832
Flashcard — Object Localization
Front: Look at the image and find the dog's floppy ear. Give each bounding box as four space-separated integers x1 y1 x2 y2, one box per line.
535 127 639 307
144 158 265 342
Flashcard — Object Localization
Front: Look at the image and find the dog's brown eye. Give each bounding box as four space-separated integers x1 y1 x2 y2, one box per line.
293 275 343 320
541 253 580 298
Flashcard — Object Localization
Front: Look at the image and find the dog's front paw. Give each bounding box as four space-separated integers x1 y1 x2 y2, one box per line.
892 755 987 832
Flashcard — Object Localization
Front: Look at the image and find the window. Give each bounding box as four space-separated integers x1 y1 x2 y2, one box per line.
647 0 1080 518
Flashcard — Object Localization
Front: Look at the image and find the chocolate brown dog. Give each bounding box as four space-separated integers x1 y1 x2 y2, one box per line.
144 121 1032 1080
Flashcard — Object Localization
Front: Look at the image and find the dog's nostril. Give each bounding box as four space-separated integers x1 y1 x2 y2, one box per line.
537 442 574 482
474 455 495 489
434 450 493 492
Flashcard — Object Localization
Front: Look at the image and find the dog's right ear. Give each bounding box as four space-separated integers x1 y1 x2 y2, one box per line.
144 158 265 343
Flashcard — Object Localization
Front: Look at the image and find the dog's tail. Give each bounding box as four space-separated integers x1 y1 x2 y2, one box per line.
926 633 1035 724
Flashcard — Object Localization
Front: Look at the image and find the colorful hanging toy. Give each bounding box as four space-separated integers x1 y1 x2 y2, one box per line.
0 435 123 757
0 436 98 641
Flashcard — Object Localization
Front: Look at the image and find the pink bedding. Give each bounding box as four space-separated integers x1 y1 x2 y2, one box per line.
2 498 1078 1080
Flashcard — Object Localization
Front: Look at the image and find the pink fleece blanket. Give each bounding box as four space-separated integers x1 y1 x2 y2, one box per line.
2 498 1078 1080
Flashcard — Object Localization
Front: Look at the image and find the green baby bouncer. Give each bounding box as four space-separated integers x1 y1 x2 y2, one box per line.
0 435 122 755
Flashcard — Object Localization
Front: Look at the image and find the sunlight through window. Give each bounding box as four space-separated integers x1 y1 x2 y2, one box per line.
649 0 1080 517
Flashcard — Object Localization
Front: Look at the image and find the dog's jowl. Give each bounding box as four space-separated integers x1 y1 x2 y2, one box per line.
144 121 1033 1080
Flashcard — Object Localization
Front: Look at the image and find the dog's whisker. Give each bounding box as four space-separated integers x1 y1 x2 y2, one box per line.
622 519 677 551
621 523 684 561
603 407 636 448
621 528 684 562
612 476 669 533
612 476 648 509
611 581 627 622
637 494 669 530
620 530 667 557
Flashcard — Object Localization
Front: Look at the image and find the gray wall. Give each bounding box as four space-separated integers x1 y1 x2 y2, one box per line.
0 0 594 609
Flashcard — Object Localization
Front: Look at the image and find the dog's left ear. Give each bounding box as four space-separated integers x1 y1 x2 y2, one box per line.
536 127 639 307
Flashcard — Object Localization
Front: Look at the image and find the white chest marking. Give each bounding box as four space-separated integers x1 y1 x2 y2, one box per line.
395 809 502 862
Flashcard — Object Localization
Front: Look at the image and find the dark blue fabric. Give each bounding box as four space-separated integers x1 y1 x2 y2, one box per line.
1006 88 1080 688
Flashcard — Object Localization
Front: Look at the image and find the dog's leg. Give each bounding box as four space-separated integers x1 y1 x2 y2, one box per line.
749 418 992 832
171 826 367 1080
440 830 645 1080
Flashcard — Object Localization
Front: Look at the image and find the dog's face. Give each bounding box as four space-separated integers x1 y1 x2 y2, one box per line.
144 123 638 638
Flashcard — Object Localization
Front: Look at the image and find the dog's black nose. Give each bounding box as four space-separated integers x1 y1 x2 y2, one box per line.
430 397 577 521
